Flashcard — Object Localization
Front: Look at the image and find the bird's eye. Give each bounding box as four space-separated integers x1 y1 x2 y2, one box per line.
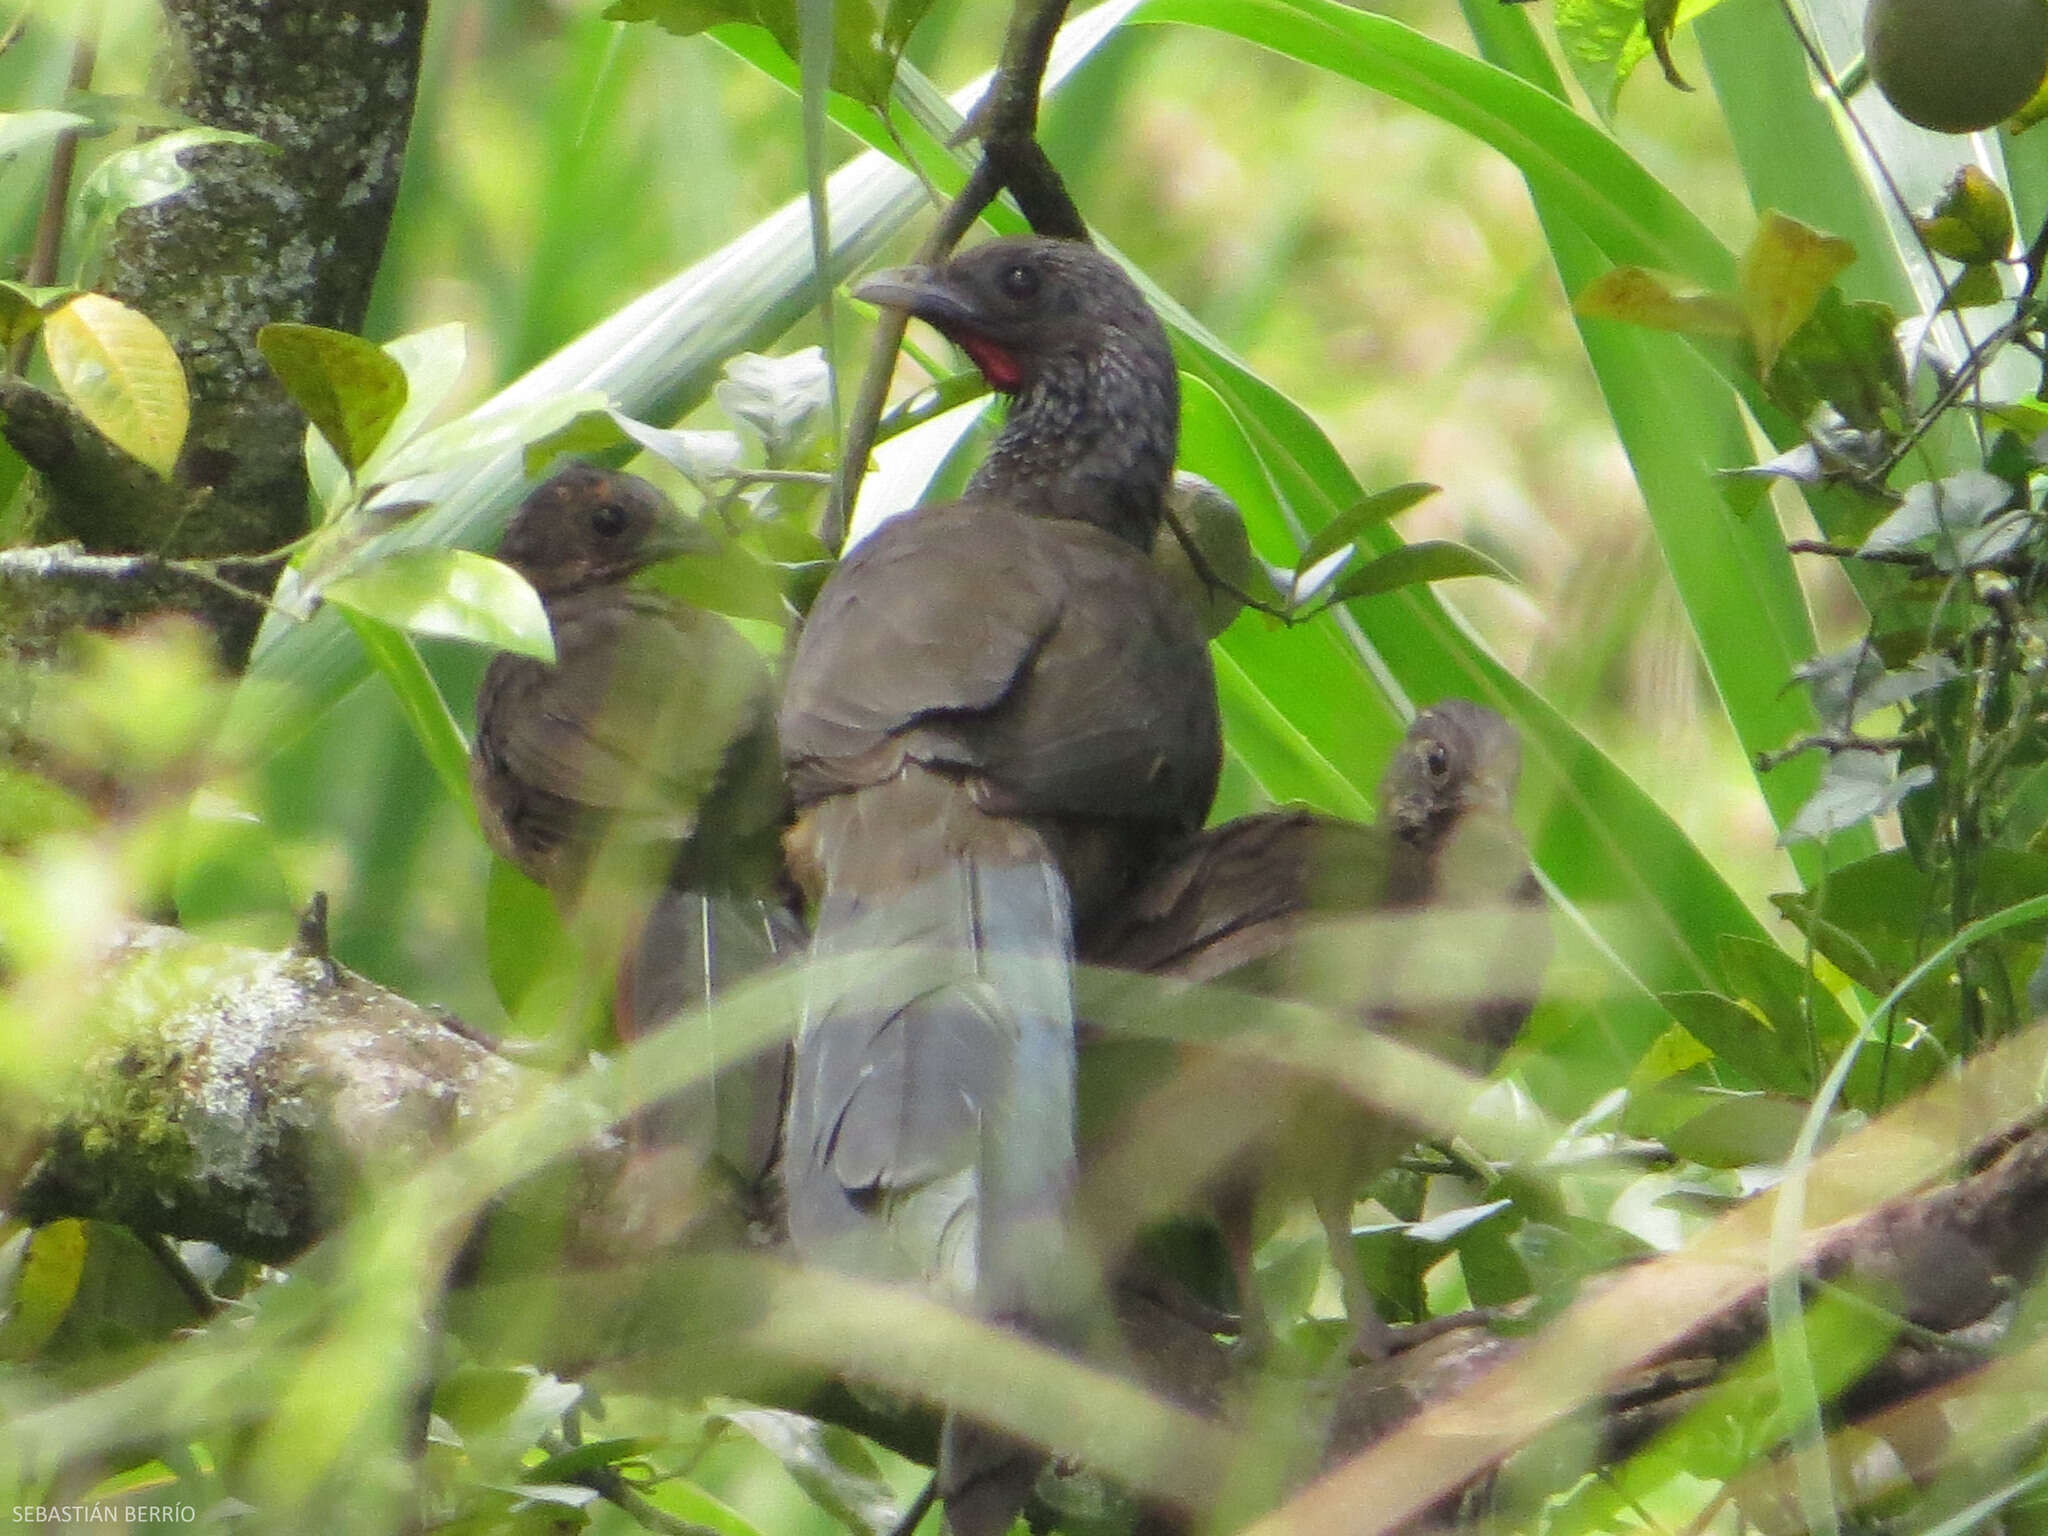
590 502 629 538
1424 742 1450 778
997 262 1041 301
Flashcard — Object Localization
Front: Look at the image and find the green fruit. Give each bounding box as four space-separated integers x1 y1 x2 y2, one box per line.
1865 0 2048 132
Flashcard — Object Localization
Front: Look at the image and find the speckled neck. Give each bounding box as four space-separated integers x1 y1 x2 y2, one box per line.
966 335 1179 552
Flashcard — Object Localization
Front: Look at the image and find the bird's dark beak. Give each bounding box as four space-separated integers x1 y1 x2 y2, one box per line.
853 265 983 335
640 516 720 564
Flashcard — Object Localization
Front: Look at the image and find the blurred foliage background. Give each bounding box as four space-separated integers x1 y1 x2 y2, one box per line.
12 0 2048 1530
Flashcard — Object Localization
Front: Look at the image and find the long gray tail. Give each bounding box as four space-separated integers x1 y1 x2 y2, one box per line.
785 792 1082 1536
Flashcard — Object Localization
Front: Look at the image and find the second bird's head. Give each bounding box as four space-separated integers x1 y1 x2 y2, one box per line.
496 462 715 596
855 236 1173 403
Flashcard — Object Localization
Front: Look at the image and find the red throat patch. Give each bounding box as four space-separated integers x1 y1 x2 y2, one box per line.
960 335 1023 394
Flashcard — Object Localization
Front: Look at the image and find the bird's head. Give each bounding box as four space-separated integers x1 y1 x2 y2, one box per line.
856 236 1171 398
496 463 713 595
855 238 1179 548
1380 699 1523 844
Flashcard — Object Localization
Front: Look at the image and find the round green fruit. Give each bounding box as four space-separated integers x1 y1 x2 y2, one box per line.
1865 0 2048 133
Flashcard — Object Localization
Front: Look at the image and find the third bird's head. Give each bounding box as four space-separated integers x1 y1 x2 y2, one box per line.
1380 699 1524 845
497 462 714 597
856 237 1179 549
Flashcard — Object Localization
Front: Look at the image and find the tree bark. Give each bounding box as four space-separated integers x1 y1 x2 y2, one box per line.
5 0 428 664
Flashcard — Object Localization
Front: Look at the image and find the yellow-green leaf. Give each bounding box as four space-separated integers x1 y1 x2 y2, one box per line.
1738 210 1856 377
1574 266 1745 339
1914 166 2015 265
257 322 409 474
323 547 554 662
41 292 189 478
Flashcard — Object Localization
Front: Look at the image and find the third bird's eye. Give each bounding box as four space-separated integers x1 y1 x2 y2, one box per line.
998 262 1040 300
1425 742 1449 777
591 503 629 538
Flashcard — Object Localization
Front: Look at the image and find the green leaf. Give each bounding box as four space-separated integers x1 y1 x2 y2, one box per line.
715 347 833 464
711 1407 906 1534
0 281 71 350
1573 265 1745 339
1764 289 1906 431
1943 263 2006 311
0 109 90 160
324 549 554 662
0 1219 86 1359
363 322 470 480
1784 752 1933 843
71 127 270 276
335 609 475 811
1914 166 2014 264
1658 991 1812 1094
525 1437 662 1483
1294 481 1440 575
1158 472 1269 638
258 323 410 475
1737 210 1856 376
42 292 189 478
1665 1092 1818 1168
1327 539 1514 605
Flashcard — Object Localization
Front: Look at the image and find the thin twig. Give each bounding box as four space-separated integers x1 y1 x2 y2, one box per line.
141 1231 221 1320
827 0 1086 549
11 0 98 371
1756 733 1914 771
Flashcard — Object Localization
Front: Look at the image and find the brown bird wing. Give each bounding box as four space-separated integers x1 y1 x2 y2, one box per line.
495 588 771 831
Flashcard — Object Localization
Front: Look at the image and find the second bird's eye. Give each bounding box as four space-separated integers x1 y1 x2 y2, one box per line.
590 503 629 538
1425 742 1450 778
997 262 1041 301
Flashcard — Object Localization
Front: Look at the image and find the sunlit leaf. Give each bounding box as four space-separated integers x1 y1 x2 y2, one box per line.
1328 539 1514 605
1784 751 1933 842
0 108 89 160
324 548 554 661
1574 265 1745 338
1294 481 1440 575
1914 166 2015 264
42 292 189 478
716 347 833 464
71 127 270 275
712 1407 906 1534
0 1220 86 1359
258 323 409 474
1737 211 1855 376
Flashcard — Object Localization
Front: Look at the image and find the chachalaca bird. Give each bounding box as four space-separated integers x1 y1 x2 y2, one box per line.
471 462 795 1199
779 237 1222 1536
1084 699 1547 1360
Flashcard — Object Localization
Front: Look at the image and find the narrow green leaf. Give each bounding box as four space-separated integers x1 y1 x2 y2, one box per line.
335 608 474 811
42 292 189 478
1329 539 1515 606
1135 0 1738 289
1294 482 1440 575
324 548 554 662
257 323 409 474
